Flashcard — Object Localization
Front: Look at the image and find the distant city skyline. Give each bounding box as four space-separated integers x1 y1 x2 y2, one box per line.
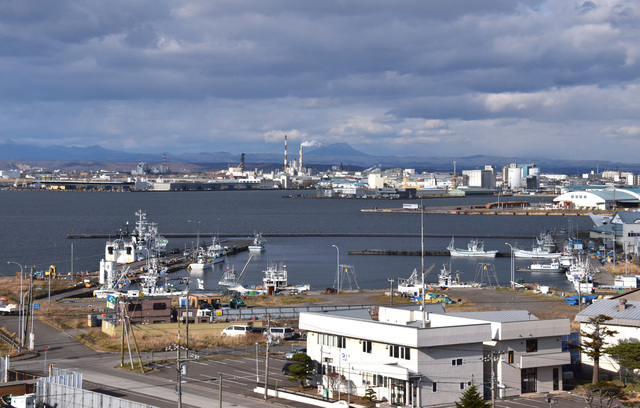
1 1 639 162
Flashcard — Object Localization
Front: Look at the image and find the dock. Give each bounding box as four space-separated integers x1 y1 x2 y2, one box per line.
349 249 511 257
361 207 609 216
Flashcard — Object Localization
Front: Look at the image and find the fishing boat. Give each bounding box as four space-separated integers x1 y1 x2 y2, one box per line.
565 257 594 293
104 210 168 264
447 237 497 257
188 247 215 271
435 264 480 288
517 258 566 273
513 230 561 258
248 232 266 252
206 236 226 264
397 268 423 297
227 261 310 295
138 257 183 296
189 237 226 270
94 261 132 298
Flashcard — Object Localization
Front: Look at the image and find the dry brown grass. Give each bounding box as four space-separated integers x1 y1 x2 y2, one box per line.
605 261 640 275
76 324 269 352
242 294 321 307
0 327 20 356
0 276 87 304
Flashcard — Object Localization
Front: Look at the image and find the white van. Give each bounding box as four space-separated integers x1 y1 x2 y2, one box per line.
269 327 295 340
221 324 253 336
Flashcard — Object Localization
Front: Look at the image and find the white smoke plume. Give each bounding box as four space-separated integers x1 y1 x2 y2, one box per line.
301 140 321 147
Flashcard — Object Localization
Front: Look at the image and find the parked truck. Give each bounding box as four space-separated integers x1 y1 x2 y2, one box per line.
0 297 20 315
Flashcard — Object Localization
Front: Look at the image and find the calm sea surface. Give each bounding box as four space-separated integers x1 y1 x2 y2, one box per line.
0 190 594 292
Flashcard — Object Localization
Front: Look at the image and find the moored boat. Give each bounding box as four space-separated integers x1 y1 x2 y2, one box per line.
104 210 168 265
516 258 566 273
248 232 266 252
447 237 497 257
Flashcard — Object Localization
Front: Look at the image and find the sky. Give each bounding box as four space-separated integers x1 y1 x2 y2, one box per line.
1 0 640 162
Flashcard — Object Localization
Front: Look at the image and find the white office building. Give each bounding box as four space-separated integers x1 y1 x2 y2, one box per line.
299 305 570 407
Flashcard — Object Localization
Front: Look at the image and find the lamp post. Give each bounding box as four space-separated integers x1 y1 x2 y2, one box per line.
332 245 340 293
505 243 515 290
7 262 24 344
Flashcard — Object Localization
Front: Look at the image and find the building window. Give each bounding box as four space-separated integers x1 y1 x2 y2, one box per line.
526 339 538 353
127 303 142 312
152 302 167 310
362 340 372 353
508 350 515 364
338 336 346 349
389 345 410 360
451 358 463 366
432 382 438 393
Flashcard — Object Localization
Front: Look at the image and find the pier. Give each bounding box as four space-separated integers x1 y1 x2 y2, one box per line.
361 207 607 216
348 249 512 257
68 233 539 239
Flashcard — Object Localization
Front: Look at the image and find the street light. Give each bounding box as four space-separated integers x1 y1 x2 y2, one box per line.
332 245 340 293
505 243 515 290
7 262 24 345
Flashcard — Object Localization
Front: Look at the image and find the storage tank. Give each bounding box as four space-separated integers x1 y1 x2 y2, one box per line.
508 167 522 189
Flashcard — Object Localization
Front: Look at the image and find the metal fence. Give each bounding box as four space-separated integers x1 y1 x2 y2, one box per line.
221 304 375 320
36 380 158 408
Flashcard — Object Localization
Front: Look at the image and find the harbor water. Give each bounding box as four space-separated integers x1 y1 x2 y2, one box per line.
0 190 594 292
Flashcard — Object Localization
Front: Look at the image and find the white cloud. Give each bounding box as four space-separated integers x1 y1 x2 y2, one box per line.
328 117 392 136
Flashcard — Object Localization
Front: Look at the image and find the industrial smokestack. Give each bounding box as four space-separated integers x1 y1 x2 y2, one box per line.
284 135 288 171
299 144 303 172
299 140 321 172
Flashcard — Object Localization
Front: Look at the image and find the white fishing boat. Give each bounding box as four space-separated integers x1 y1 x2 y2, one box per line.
138 257 184 296
448 237 497 257
248 232 266 252
188 237 226 270
397 268 423 297
206 236 226 264
565 257 594 293
188 248 215 271
513 230 561 258
516 258 566 273
94 261 132 298
220 259 309 295
435 264 480 288
513 246 562 258
104 210 168 264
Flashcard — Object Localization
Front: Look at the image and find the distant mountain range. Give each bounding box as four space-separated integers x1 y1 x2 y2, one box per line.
0 139 638 174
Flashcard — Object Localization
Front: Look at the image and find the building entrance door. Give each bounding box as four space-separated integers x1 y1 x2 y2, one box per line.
521 368 537 393
390 379 406 405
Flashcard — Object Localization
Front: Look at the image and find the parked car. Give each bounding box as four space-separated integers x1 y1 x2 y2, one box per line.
282 362 295 375
221 324 253 336
285 347 307 360
268 327 295 340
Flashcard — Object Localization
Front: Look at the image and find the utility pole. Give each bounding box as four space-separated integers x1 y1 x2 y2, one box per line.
488 351 504 406
264 316 271 400
185 273 190 353
177 346 182 408
120 299 125 367
387 279 394 306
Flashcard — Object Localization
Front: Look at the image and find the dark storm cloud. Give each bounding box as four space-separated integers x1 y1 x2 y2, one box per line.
0 0 639 161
